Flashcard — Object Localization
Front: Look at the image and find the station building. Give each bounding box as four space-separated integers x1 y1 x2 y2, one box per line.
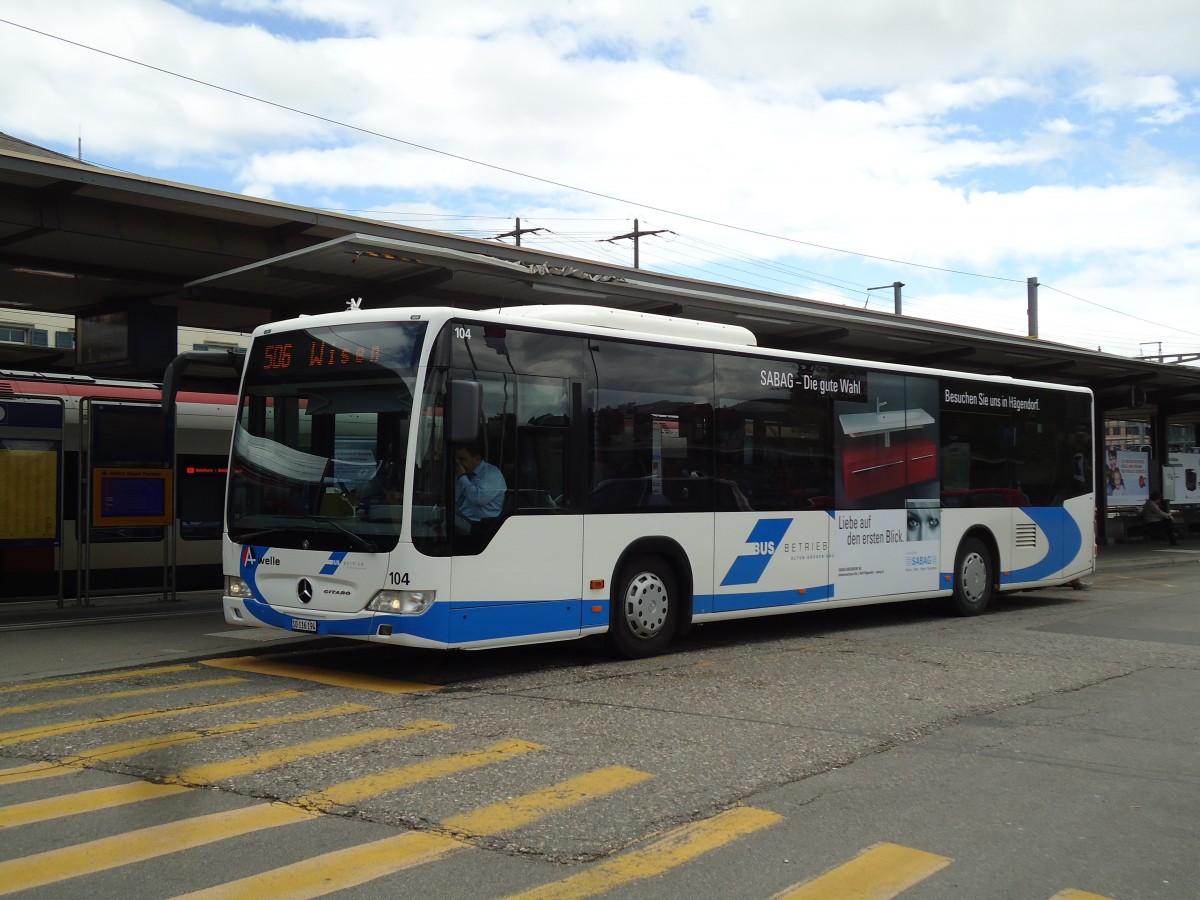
3 130 1200 562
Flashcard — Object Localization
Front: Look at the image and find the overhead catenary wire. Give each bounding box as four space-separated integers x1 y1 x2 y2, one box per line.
470 219 1200 354
0 16 1031 283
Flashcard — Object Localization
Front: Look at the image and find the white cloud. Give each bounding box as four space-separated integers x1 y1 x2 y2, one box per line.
1042 118 1077 135
2 0 1200 357
1078 75 1195 124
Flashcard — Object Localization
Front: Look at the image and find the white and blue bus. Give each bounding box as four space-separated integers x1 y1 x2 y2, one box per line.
222 304 1094 658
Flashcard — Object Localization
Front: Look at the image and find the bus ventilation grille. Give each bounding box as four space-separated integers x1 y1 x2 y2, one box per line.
1015 523 1039 548
0 382 13 395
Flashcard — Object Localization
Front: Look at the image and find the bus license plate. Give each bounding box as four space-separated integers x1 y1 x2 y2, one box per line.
291 618 318 633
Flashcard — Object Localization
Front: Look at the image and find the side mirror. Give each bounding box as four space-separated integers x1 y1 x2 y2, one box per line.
448 380 483 443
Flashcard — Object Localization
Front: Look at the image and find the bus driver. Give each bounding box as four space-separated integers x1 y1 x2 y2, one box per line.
454 441 507 531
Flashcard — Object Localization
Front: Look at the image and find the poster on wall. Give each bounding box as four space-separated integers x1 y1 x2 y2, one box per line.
1165 452 1200 504
1106 450 1149 506
0 443 58 542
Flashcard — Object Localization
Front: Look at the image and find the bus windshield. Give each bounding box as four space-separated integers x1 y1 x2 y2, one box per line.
226 321 428 552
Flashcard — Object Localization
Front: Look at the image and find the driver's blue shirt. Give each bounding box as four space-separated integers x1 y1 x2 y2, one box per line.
455 459 507 521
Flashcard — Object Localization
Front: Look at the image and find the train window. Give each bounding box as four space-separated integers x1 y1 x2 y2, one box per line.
90 404 169 465
178 454 228 540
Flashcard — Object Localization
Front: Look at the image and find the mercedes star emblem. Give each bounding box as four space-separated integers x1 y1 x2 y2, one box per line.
297 578 313 604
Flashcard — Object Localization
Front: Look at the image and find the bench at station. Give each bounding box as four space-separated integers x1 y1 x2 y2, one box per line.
1106 509 1195 544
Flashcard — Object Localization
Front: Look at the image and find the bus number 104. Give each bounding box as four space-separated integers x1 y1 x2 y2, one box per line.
389 572 411 586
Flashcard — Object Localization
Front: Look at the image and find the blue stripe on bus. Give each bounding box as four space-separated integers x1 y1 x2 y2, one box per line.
709 584 834 613
1001 506 1082 584
238 504 1084 643
445 599 584 643
238 595 377 637
239 545 266 599
238 591 599 646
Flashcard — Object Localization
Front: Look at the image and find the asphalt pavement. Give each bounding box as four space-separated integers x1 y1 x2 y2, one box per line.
2 539 1197 685
2 538 1197 897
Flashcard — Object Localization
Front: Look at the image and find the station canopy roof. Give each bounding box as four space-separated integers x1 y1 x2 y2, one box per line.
2 138 1200 423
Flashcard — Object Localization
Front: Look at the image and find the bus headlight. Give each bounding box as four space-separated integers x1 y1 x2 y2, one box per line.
226 576 251 598
366 590 435 615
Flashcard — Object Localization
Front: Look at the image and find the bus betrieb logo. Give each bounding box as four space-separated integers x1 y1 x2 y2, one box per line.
721 519 792 586
320 551 349 575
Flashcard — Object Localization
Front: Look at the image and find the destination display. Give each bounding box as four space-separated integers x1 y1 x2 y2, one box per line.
92 467 173 527
248 323 426 380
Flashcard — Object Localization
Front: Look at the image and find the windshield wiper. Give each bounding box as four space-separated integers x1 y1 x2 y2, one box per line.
232 520 376 553
318 516 378 552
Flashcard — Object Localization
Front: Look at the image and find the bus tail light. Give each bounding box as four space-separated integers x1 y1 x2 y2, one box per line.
366 590 435 615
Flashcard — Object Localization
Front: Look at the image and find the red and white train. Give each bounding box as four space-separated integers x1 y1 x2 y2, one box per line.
0 369 236 603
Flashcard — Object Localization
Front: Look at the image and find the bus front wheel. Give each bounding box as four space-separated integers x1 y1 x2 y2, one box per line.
946 536 994 616
608 556 677 658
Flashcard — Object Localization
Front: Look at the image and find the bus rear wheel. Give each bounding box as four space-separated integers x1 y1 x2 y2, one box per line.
945 536 994 616
608 556 677 659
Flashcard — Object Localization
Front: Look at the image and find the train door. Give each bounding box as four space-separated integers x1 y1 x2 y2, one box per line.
77 398 172 602
0 395 65 602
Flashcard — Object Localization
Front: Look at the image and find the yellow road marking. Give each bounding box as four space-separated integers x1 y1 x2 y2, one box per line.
0 702 372 786
300 738 543 812
1050 890 1119 900
173 766 653 900
0 689 304 746
0 676 246 717
773 841 952 899
71 702 377 765
504 805 783 900
176 831 464 900
167 720 451 785
0 781 189 829
202 656 441 693
0 761 64 784
0 802 313 895
445 764 653 835
0 664 196 695
0 738 544 895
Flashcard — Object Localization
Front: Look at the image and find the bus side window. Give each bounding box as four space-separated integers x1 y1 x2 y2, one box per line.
516 427 566 509
587 340 715 514
714 355 835 512
512 378 571 511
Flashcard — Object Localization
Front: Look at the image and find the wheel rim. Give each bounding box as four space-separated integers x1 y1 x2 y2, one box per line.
623 571 669 639
960 551 988 604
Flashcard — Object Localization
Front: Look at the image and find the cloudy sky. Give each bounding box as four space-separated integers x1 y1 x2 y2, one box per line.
3 1 1200 361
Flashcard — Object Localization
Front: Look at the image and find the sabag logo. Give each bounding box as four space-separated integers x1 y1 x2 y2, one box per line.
721 519 792 586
